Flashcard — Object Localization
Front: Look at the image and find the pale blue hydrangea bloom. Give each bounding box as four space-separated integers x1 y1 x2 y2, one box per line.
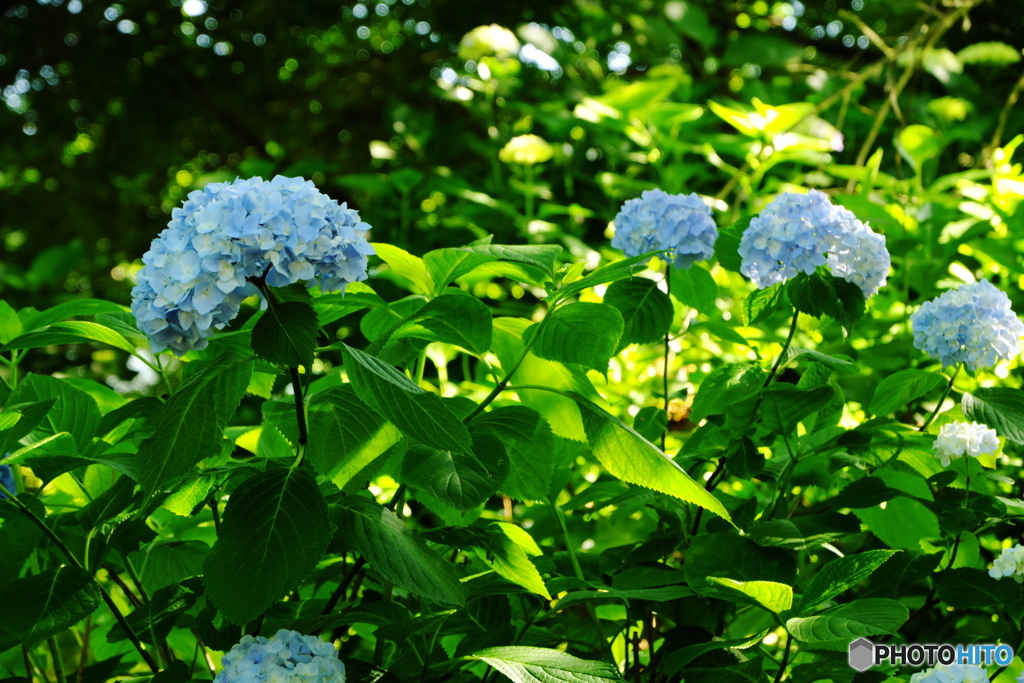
0 464 14 499
933 421 999 467
909 663 989 683
214 629 345 683
910 279 1024 371
738 190 889 297
611 190 718 270
131 176 375 355
989 544 1024 582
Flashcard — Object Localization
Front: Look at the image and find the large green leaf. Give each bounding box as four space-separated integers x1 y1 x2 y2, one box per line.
758 384 835 434
423 248 500 292
0 565 101 645
933 568 1024 612
870 370 946 417
132 540 210 593
786 598 908 642
22 300 129 331
0 499 43 586
670 264 718 314
706 577 793 612
0 300 22 344
798 550 899 613
788 272 864 331
1 321 138 355
108 584 198 646
306 385 404 491
469 405 555 501
459 244 562 276
690 364 764 422
373 243 435 295
204 467 331 625
552 253 650 302
744 283 785 325
333 496 466 605
390 291 493 355
421 523 549 598
713 218 748 273
525 303 623 372
962 388 1024 444
9 374 100 452
603 278 672 348
469 647 626 683
251 300 319 368
402 434 508 510
570 393 732 523
686 533 795 599
855 497 939 550
340 343 472 454
0 398 58 455
136 349 252 496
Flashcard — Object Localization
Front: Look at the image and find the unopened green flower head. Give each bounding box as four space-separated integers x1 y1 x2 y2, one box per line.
499 135 553 166
458 24 520 62
214 630 345 683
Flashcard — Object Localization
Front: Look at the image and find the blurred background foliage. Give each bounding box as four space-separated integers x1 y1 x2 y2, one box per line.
1 0 1024 404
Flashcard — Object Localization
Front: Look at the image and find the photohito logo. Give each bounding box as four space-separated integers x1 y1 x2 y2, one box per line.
848 638 1014 672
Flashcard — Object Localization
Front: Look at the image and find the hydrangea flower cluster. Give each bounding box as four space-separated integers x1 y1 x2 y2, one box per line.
0 464 14 499
214 630 345 683
989 544 1024 582
738 190 890 297
458 24 520 62
612 190 718 270
910 279 1024 371
909 663 989 683
131 176 374 355
933 421 1000 467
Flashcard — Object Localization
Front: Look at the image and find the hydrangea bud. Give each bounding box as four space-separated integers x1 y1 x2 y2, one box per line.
910 279 1024 371
909 663 989 683
933 421 1000 467
0 464 14 499
611 189 718 270
738 189 889 296
214 630 345 683
989 544 1024 583
458 25 520 62
130 176 374 355
499 135 553 166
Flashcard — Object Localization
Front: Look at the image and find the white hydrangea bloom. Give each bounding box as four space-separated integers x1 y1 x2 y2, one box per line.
989 544 1024 582
933 421 999 467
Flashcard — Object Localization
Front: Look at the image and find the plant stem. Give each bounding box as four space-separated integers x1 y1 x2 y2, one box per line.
0 487 159 673
765 310 799 387
772 633 793 683
662 268 672 452
76 616 91 683
290 367 308 451
919 364 961 432
46 638 65 683
523 165 535 227
322 558 367 615
552 502 583 581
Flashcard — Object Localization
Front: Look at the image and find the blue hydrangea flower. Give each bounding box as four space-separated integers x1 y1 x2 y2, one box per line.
0 464 14 499
214 629 345 683
131 176 375 355
908 663 989 683
611 190 718 270
739 190 889 296
910 279 1024 371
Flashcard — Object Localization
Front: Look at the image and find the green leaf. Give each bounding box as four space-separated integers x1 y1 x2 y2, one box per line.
133 541 210 593
136 349 252 496
714 217 748 272
423 248 501 292
525 303 623 372
685 533 795 599
724 436 763 479
0 398 58 455
459 244 562 276
251 300 319 368
373 243 435 295
108 584 197 646
870 370 946 417
799 550 899 613
9 375 100 452
340 343 472 454
204 467 331 625
570 393 733 524
933 568 1023 611
603 278 672 348
477 523 549 599
758 384 835 434
313 283 390 326
747 514 859 551
690 364 764 422
95 311 149 341
706 577 793 612
0 300 23 344
23 300 128 331
962 388 1024 444
787 273 864 331
306 385 404 492
333 496 466 605
469 406 555 502
75 475 136 530
0 565 101 646
0 499 42 586
831 477 903 509
854 497 939 550
402 434 509 510
896 125 939 175
553 253 651 302
1 321 137 355
786 598 909 642
631 406 668 445
670 264 717 314
686 321 751 348
391 291 493 355
744 284 785 325
469 646 626 683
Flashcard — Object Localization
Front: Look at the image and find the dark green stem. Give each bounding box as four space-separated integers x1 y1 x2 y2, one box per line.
919 364 961 432
772 633 793 683
322 558 366 615
765 310 799 387
46 638 65 683
290 366 308 449
662 268 672 452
